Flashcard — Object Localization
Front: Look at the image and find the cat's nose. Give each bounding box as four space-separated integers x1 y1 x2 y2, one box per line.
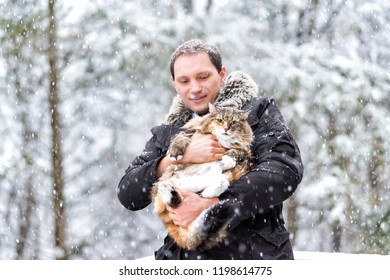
224 126 229 132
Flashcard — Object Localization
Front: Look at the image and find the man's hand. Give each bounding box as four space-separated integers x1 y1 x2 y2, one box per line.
167 190 219 229
156 132 226 178
178 132 226 164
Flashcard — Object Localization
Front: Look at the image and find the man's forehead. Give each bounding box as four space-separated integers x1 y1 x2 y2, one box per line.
174 51 210 62
173 53 214 75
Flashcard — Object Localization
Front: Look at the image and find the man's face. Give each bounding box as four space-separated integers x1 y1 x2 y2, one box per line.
172 52 226 114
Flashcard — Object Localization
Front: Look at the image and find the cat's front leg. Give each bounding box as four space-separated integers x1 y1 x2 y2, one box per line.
168 132 191 161
225 149 247 162
221 155 236 170
157 181 181 208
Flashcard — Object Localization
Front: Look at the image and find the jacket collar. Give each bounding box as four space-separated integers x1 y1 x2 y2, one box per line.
166 71 259 126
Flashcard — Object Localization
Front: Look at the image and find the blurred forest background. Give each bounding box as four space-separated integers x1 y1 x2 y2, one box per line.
0 0 389 259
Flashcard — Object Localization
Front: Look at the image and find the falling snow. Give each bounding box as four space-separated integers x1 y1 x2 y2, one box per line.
0 0 389 260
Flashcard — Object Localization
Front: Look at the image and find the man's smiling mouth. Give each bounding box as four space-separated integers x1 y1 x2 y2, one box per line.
189 95 207 102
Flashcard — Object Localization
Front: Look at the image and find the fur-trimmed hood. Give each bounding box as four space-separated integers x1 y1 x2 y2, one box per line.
166 71 259 126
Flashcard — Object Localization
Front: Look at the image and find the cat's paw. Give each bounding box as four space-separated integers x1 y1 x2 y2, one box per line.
169 154 183 162
221 155 236 170
157 181 174 204
158 181 181 207
167 147 184 162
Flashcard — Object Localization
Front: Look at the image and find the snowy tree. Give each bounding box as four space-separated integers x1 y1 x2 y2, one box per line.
0 0 51 259
0 0 389 259
47 0 67 260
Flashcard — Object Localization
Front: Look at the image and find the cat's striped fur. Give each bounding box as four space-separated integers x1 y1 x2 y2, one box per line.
152 103 253 250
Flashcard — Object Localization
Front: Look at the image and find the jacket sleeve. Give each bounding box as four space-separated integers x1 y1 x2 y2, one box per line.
219 98 304 228
117 124 174 211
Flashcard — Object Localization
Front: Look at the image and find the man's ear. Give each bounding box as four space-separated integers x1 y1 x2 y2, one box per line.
172 79 178 93
219 66 227 85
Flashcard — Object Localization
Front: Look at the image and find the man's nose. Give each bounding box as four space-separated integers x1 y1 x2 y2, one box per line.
190 81 202 93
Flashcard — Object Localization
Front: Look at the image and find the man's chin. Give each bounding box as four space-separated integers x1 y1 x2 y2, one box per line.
193 106 209 115
188 103 209 115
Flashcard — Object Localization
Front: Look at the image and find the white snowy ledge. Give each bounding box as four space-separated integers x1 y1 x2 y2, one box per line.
294 251 390 260
139 251 390 260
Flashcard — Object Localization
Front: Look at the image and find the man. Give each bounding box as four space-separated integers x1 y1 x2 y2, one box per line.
117 39 303 260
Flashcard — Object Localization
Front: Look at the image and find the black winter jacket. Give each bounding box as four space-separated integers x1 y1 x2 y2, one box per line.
118 72 303 260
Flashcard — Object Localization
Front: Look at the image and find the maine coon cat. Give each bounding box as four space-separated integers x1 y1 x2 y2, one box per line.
152 103 253 250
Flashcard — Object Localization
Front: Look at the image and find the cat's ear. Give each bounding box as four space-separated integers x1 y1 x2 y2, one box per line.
242 111 250 119
208 103 217 114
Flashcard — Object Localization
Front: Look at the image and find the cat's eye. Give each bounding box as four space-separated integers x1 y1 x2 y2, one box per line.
217 119 223 124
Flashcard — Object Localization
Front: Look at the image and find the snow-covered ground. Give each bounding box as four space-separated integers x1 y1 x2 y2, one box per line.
294 251 390 259
139 251 390 260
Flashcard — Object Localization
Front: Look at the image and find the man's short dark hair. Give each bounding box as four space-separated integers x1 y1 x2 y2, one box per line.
170 39 222 79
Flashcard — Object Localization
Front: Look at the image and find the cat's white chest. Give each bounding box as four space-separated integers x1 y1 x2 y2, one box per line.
172 160 230 197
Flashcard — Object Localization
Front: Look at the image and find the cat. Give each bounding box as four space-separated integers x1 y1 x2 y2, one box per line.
152 103 253 250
